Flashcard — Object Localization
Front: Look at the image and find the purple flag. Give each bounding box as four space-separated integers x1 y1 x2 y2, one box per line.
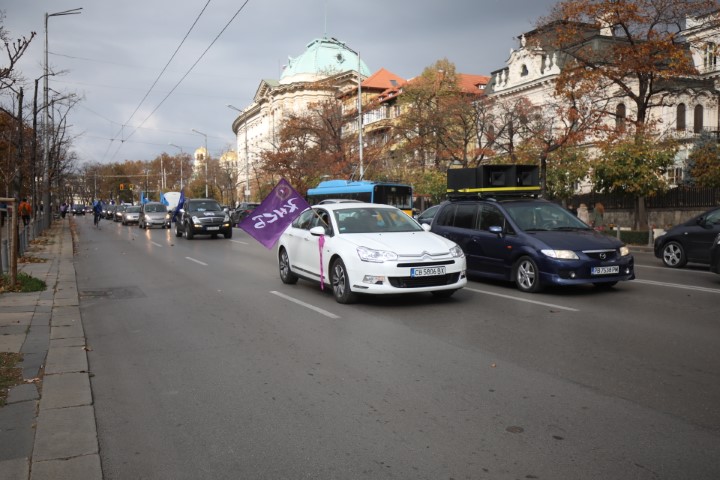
239 178 311 249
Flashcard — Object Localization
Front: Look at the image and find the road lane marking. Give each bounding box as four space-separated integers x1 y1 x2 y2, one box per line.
634 279 720 294
465 288 580 312
185 257 207 266
635 263 714 274
230 240 248 245
151 241 163 247
270 291 340 319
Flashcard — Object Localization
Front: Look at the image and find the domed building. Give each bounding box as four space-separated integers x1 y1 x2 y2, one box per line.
230 36 370 202
279 37 371 84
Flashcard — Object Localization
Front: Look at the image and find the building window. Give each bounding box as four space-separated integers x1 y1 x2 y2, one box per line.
676 103 686 131
705 42 717 71
667 166 683 185
520 64 529 76
615 103 626 131
694 105 704 133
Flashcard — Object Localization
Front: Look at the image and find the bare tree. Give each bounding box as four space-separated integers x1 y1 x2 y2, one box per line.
0 12 36 93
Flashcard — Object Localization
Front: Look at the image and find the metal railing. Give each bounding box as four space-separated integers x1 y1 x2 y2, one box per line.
1 205 51 276
570 186 720 210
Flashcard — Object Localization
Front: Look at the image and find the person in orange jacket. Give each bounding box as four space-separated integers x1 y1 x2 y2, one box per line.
18 198 32 226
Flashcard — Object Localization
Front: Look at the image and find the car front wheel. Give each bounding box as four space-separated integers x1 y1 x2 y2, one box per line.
185 223 194 240
278 248 298 284
175 222 182 237
513 256 542 293
331 258 357 304
662 241 687 268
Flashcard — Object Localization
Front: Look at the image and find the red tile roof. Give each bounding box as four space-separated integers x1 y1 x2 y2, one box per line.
361 68 407 90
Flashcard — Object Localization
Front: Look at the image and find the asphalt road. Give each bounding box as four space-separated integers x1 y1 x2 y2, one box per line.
73 215 720 480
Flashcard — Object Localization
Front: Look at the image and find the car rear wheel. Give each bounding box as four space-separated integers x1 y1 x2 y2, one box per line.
331 258 357 304
185 223 194 240
513 256 542 293
662 241 687 268
278 248 298 284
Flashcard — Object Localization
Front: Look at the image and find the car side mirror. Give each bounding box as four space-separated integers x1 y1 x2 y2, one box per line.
309 226 326 236
489 225 503 236
421 223 431 232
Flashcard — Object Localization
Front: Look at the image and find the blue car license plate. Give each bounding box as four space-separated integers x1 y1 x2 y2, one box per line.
591 266 619 275
411 266 446 277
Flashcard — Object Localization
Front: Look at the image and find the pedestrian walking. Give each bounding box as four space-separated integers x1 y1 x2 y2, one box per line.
61 202 68 219
592 202 605 229
577 203 590 225
19 198 32 226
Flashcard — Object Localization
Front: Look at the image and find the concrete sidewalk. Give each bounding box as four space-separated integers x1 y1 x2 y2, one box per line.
0 218 101 480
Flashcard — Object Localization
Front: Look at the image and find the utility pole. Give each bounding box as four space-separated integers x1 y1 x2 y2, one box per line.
43 7 81 227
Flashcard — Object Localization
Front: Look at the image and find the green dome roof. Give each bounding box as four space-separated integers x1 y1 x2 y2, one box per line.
280 37 371 84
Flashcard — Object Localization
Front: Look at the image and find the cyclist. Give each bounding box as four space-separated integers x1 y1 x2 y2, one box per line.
93 200 103 228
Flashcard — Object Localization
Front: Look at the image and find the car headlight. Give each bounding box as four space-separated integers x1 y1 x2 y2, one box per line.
619 246 630 257
450 245 464 258
541 249 579 260
224 214 231 222
357 246 398 263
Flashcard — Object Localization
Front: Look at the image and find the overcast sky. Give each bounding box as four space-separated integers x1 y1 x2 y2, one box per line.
2 0 558 165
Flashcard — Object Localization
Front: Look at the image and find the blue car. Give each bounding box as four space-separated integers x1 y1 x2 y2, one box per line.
430 197 635 292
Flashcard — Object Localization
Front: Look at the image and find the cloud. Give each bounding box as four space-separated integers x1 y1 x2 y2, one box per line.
2 0 556 164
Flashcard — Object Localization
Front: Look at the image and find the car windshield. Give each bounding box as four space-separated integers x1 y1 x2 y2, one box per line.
188 201 221 212
335 207 422 234
504 203 591 231
144 204 166 213
126 206 141 213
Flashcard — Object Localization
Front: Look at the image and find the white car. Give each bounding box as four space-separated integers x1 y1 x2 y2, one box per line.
277 203 467 303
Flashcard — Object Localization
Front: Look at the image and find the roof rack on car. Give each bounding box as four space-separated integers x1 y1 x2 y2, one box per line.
446 164 541 199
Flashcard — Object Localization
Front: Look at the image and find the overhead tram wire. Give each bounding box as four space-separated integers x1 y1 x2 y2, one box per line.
108 0 252 162
121 0 212 129
103 0 213 161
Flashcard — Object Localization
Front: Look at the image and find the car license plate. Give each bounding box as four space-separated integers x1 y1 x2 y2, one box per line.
411 266 446 277
207 226 220 231
591 266 619 275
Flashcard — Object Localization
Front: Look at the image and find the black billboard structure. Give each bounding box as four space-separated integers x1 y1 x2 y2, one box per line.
447 165 540 196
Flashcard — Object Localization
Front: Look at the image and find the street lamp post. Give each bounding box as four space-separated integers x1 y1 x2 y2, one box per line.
191 129 209 198
43 7 81 228
168 143 184 190
227 105 250 202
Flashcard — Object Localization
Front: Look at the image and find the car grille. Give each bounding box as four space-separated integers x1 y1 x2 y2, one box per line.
396 260 455 268
583 250 618 261
197 216 224 226
388 272 461 288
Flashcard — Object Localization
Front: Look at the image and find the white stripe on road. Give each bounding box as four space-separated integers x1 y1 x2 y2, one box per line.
151 241 163 247
230 240 248 245
634 279 720 294
185 257 207 266
635 263 715 275
270 291 340 319
465 288 580 312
